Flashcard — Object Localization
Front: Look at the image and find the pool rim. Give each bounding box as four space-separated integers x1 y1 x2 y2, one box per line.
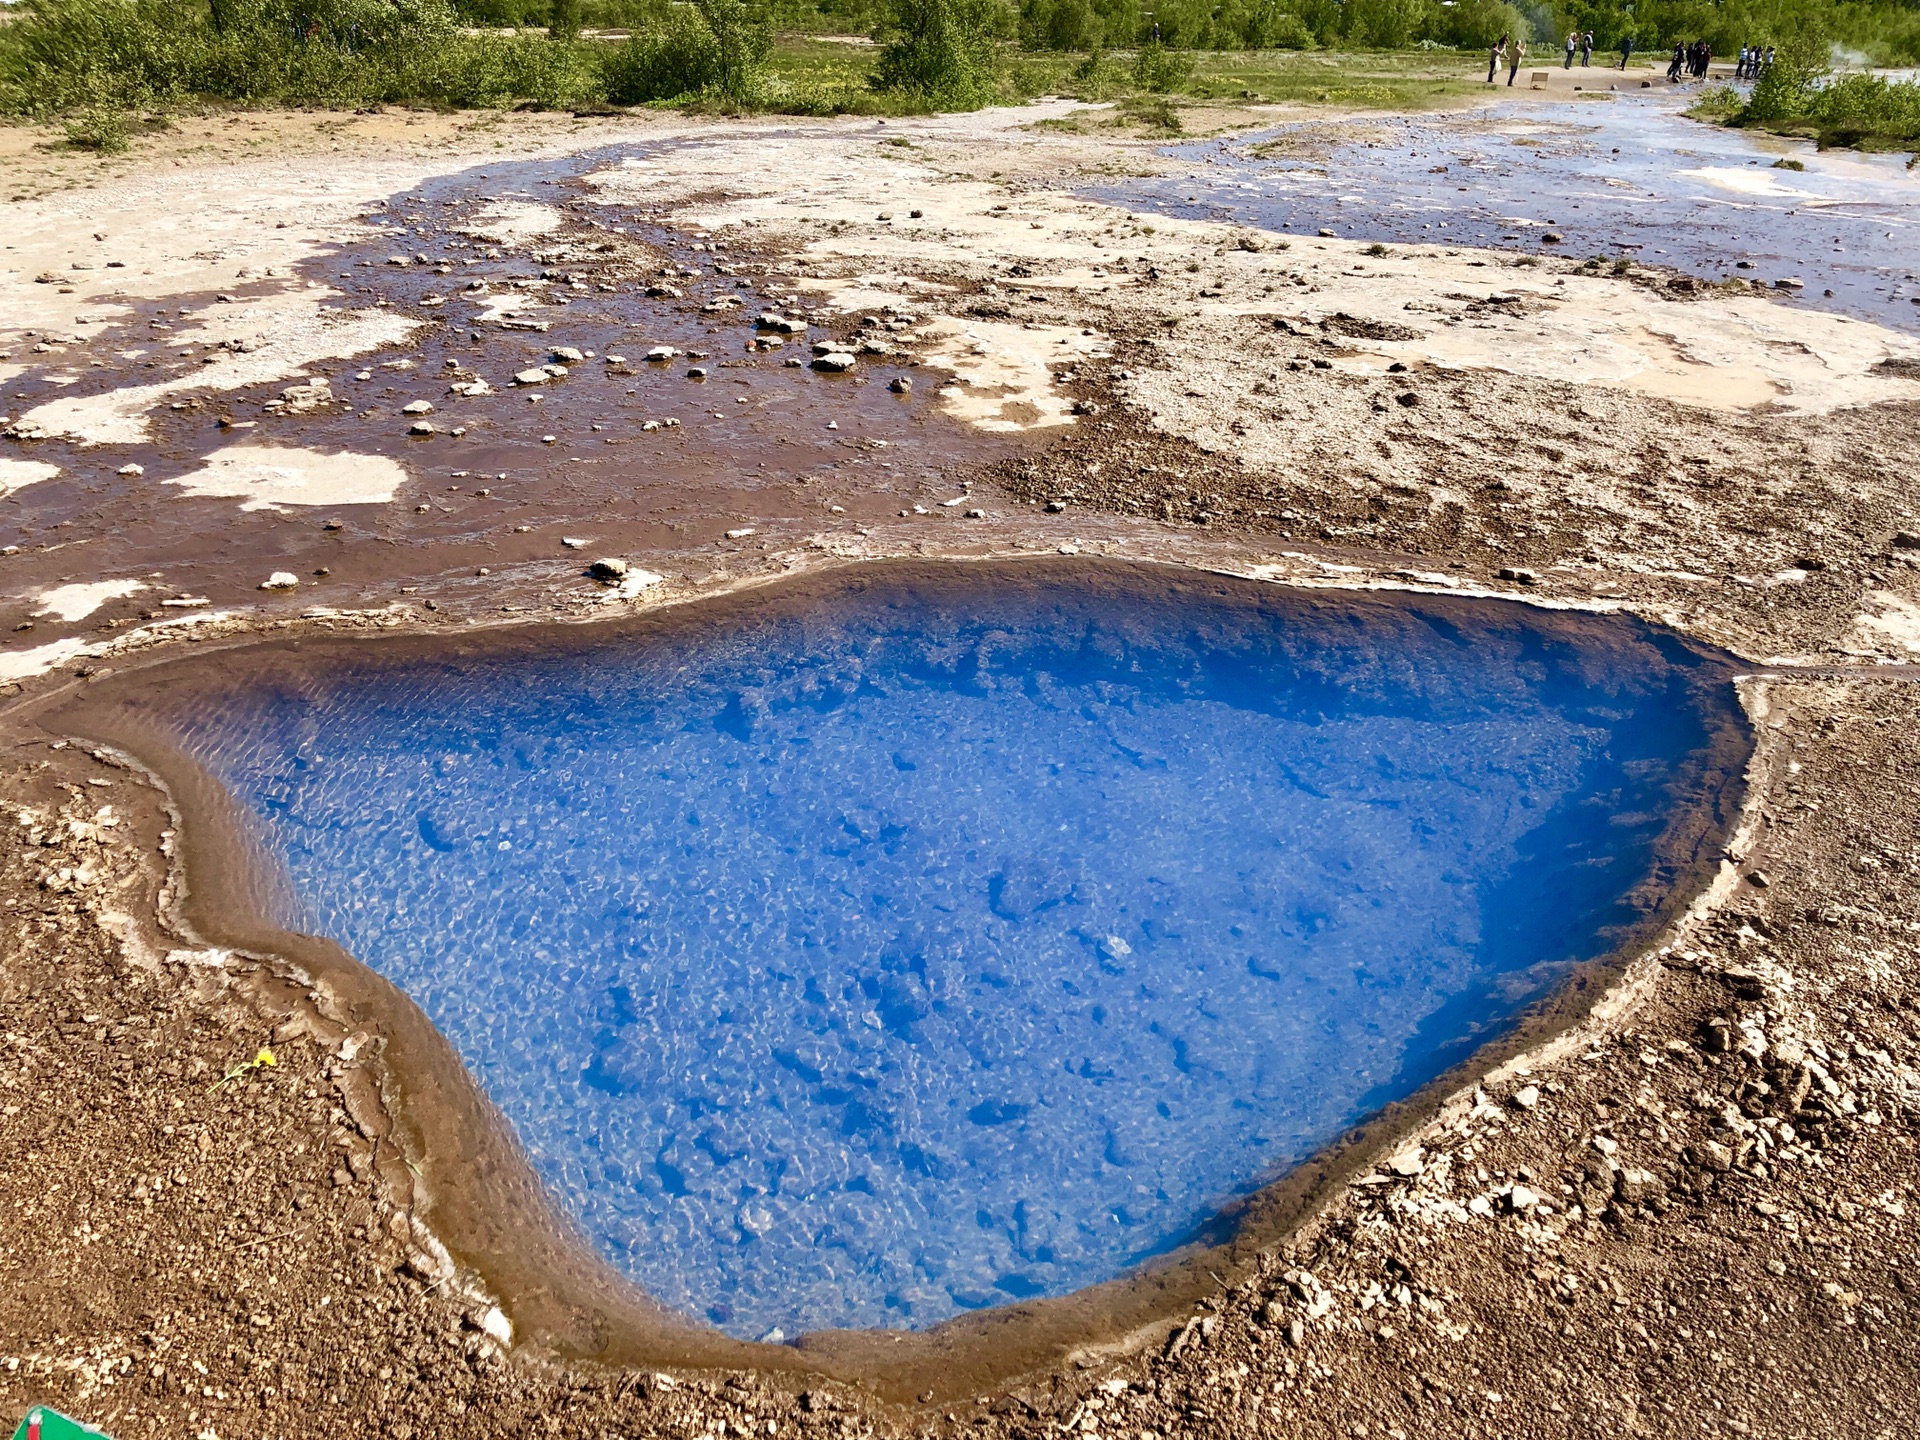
14 554 1755 1406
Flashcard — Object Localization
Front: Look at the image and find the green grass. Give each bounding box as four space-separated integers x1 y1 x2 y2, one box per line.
0 0 1495 141
1179 49 1488 109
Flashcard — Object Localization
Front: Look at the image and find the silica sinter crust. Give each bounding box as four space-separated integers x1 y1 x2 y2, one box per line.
33 559 1752 1402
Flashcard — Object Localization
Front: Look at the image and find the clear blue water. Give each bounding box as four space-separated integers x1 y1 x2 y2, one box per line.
171 566 1735 1338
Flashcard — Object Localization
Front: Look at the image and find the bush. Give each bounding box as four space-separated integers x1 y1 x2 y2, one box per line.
1341 0 1424 49
63 104 131 152
0 0 611 116
1020 0 1101 51
1132 36 1192 91
601 7 720 100
872 0 1005 105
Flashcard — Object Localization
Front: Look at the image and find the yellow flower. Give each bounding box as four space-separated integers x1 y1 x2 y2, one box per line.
254 1047 276 1069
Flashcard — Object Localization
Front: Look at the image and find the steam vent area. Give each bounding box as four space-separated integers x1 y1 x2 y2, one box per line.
4 47 1920 1440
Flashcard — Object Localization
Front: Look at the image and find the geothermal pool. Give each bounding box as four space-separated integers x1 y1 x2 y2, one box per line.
166 564 1739 1339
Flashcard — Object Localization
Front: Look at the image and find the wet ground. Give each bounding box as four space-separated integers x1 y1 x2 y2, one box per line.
0 145 1008 650
1092 89 1920 332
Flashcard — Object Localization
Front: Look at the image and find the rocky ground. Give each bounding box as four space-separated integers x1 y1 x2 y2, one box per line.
3 95 1920 1440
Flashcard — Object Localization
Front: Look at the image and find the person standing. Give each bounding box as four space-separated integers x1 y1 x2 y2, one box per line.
1564 30 1577 69
1489 34 1508 84
1668 42 1684 81
1620 34 1635 70
1509 36 1527 86
1581 31 1594 65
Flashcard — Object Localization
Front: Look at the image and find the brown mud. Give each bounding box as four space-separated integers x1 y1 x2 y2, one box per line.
2 98 1920 1440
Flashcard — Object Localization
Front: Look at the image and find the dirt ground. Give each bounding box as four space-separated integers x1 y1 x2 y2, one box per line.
2 95 1919 1440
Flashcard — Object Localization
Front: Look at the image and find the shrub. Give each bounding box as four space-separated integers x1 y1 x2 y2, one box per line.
1019 0 1101 51
691 0 772 103
872 0 1004 106
0 0 608 115
1132 36 1192 92
1341 0 1424 49
63 104 131 152
601 8 720 100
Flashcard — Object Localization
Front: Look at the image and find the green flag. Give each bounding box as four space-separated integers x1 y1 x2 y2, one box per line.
10 1409 109 1440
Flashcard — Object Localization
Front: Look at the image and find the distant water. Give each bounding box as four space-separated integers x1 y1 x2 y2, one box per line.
1089 91 1920 332
172 565 1736 1338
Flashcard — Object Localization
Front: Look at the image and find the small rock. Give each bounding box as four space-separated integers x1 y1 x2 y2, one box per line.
965 508 985 519
1387 1147 1425 1177
1689 1141 1735 1172
1773 277 1804 290
646 346 678 361
1505 1184 1543 1212
561 537 587 549
513 369 549 386
1615 1167 1661 1203
408 420 437 436
888 376 913 393
1497 566 1538 585
812 352 857 373
117 463 144 476
551 347 585 363
687 366 708 378
589 557 630 582
1318 228 1337 238
1072 399 1101 416
260 571 300 591
1286 1318 1306 1347
402 400 434 415
726 527 756 539
1894 530 1920 549
1509 1085 1540 1111
1541 231 1564 243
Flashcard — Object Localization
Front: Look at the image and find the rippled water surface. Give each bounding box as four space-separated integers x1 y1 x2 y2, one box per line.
173 565 1738 1337
1091 91 1920 331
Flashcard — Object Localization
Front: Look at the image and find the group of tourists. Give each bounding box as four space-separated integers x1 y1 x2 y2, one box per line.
1561 29 1596 67
1489 33 1525 84
1484 33 1752 85
1667 40 1713 80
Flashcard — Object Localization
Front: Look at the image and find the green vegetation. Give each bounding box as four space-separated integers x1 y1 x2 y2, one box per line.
7 0 1914 142
1686 29 1920 153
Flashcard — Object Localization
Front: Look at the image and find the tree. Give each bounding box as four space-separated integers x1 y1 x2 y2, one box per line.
873 0 1004 105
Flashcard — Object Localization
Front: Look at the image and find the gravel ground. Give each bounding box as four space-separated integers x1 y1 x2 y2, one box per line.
3 104 1919 1440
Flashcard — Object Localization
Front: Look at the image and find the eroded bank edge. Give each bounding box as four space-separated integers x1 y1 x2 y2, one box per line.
5 551 1759 1408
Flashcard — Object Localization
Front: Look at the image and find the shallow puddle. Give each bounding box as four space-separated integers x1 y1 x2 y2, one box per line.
0 146 1008 645
1093 92 1920 332
137 562 1744 1340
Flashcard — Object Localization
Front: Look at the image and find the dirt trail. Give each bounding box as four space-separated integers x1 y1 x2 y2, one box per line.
2 96 1919 1440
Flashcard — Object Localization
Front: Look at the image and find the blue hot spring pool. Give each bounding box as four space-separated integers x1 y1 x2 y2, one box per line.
166 564 1740 1339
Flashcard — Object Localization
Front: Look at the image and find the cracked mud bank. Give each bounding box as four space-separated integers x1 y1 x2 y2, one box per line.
2 96 1919 1440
